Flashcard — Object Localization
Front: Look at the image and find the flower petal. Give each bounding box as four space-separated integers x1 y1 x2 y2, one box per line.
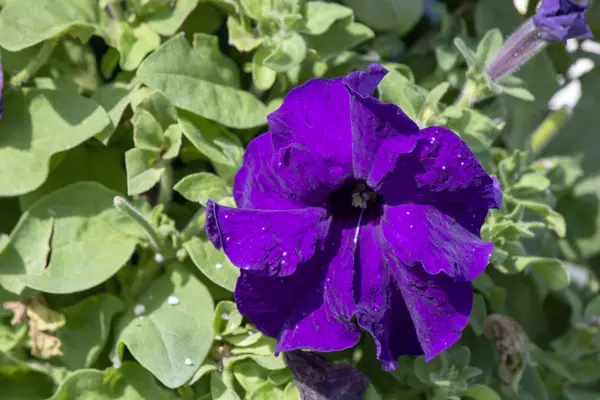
380 204 493 281
370 126 501 234
266 64 389 205
534 0 592 42
206 199 331 277
354 221 422 370
345 79 419 181
234 220 360 352
233 132 305 210
390 256 473 362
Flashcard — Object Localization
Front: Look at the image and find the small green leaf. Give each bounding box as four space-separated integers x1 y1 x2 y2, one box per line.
56 294 124 369
252 61 277 91
0 182 141 294
469 294 487 336
299 1 353 35
306 20 374 60
146 0 200 35
378 69 426 122
0 0 98 51
0 89 110 196
233 359 270 393
178 111 244 180
248 381 284 400
174 172 231 205
261 32 307 72
214 301 243 336
125 148 165 195
341 0 423 35
531 259 570 290
583 295 600 320
117 23 161 71
184 237 240 292
49 362 176 400
476 29 504 67
92 83 132 144
227 16 263 52
211 371 241 400
116 264 214 388
462 384 501 400
283 382 301 400
138 34 267 128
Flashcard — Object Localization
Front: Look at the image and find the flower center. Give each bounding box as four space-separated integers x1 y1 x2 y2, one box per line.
328 181 381 221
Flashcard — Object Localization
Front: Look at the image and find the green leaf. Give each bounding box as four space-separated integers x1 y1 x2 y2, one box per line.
583 295 600 320
184 237 240 292
469 293 487 336
476 29 503 67
92 83 133 144
232 359 270 393
56 294 124 369
306 20 374 60
146 0 200 35
261 32 307 72
227 16 263 52
248 381 284 400
531 259 570 290
117 23 161 71
0 0 98 51
116 264 214 388
0 182 141 294
0 324 27 352
514 199 566 237
0 89 111 196
125 148 166 195
341 0 424 35
137 34 267 128
462 384 501 400
213 301 243 336
252 61 277 91
211 371 241 400
49 362 176 400
378 69 426 122
178 110 244 180
0 360 55 400
443 106 503 152
299 1 353 35
174 172 231 205
19 146 128 210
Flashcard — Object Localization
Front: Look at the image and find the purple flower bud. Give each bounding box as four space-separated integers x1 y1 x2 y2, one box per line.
485 0 592 81
284 351 370 400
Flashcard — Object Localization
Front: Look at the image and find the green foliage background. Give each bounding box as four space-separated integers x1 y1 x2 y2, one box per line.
0 0 599 399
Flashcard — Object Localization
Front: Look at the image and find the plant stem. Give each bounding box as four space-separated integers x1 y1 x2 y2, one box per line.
529 107 570 155
10 39 59 87
157 161 173 207
455 78 479 108
113 196 165 255
180 208 207 243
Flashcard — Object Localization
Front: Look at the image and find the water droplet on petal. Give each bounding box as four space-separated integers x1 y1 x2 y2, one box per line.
282 251 287 256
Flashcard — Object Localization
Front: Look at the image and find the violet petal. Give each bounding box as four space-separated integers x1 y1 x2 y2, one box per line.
205 199 331 277
285 351 370 400
380 204 493 281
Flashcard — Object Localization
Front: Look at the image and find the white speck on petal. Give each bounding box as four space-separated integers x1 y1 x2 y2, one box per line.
134 304 145 316
216 263 223 269
406 211 410 215
261 226 266 231
410 225 414 229
226 236 230 241
442 165 447 171
460 162 465 166
184 358 193 366
221 313 230 320
282 251 287 256
167 296 180 305
224 214 229 219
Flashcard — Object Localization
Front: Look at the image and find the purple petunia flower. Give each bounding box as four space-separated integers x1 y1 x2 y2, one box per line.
534 0 592 43
486 0 592 80
206 64 501 370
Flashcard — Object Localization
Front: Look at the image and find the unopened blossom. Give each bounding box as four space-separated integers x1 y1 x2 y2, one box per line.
206 64 501 369
486 0 592 80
